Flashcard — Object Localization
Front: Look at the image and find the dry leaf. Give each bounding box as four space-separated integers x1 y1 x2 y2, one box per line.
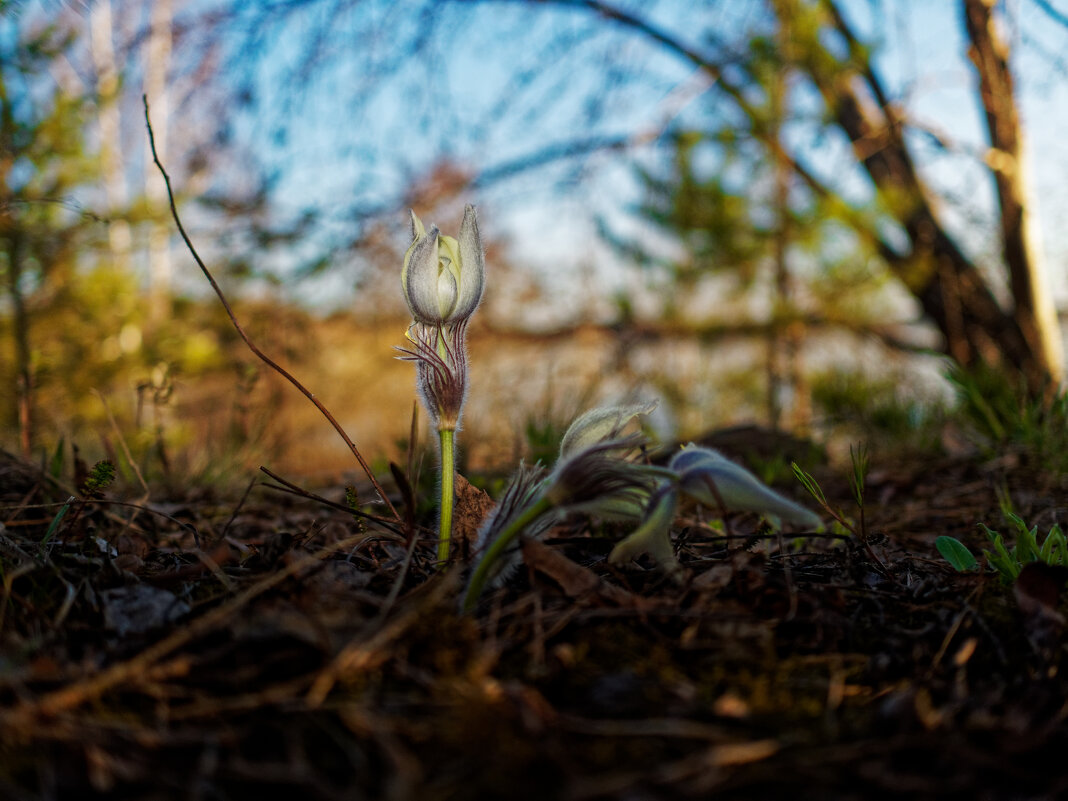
520 537 636 607
453 473 496 557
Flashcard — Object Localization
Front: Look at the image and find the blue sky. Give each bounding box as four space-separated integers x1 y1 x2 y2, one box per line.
216 0 1068 313
28 0 1068 312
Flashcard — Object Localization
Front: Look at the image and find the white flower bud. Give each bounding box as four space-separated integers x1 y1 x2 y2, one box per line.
402 205 485 326
558 400 658 459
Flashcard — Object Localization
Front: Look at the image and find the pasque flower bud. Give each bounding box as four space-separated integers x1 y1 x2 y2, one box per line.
402 205 485 326
398 205 486 431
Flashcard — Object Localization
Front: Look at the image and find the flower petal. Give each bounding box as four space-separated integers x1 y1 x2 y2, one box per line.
409 209 426 243
453 204 486 321
558 400 658 459
608 485 682 577
402 226 443 323
436 265 459 320
670 446 821 529
436 233 463 317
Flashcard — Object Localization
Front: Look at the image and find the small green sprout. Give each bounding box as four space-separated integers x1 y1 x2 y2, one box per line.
397 205 485 565
41 497 76 548
935 536 979 572
82 460 116 498
792 452 893 578
48 437 66 481
344 486 360 512
848 444 869 539
791 462 849 532
937 514 1068 582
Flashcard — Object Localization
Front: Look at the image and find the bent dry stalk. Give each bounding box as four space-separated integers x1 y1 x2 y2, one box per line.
398 205 485 564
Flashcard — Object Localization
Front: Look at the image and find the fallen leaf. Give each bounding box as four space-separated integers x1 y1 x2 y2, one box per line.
520 537 636 606
453 473 496 558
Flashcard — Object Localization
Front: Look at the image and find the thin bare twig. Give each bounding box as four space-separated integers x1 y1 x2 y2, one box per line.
142 95 398 521
0 497 203 543
376 528 422 621
92 389 150 500
258 466 408 538
221 476 257 539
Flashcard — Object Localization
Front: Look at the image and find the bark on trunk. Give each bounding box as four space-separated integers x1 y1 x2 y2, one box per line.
90 0 131 272
799 0 1057 391
6 234 32 459
145 0 174 323
962 0 1063 384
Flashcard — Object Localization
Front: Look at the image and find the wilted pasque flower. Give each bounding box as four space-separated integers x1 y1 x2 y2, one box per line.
402 205 485 326
608 444 823 574
558 400 658 459
463 401 666 610
669 445 822 530
472 462 555 589
546 399 663 513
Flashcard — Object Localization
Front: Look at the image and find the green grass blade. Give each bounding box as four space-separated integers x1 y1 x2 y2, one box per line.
48 438 66 481
790 463 826 505
41 496 76 548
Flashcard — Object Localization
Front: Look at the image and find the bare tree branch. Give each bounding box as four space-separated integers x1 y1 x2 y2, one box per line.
963 0 1064 381
1030 0 1068 28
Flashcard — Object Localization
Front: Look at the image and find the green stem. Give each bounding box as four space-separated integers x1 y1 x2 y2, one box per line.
462 495 555 613
437 427 455 564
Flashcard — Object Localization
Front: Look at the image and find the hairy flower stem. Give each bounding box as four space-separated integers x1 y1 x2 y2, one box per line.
437 427 456 565
462 495 555 612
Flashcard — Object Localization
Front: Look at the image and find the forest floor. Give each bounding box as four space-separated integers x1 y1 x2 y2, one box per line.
0 428 1066 801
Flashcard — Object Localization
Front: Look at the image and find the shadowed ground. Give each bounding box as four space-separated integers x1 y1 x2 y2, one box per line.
0 436 1065 800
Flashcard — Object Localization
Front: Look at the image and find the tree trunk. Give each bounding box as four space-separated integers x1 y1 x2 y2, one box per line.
961 0 1063 384
767 57 789 428
145 0 174 323
6 233 32 459
770 20 809 432
90 0 131 273
790 0 1059 391
1 68 31 457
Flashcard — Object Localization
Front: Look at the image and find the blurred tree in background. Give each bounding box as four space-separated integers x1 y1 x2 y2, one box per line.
0 18 104 458
201 0 1065 407
0 0 1065 479
536 0 1064 403
617 0 1062 428
0 3 290 476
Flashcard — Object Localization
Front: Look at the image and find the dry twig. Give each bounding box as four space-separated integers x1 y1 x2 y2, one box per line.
142 95 398 521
